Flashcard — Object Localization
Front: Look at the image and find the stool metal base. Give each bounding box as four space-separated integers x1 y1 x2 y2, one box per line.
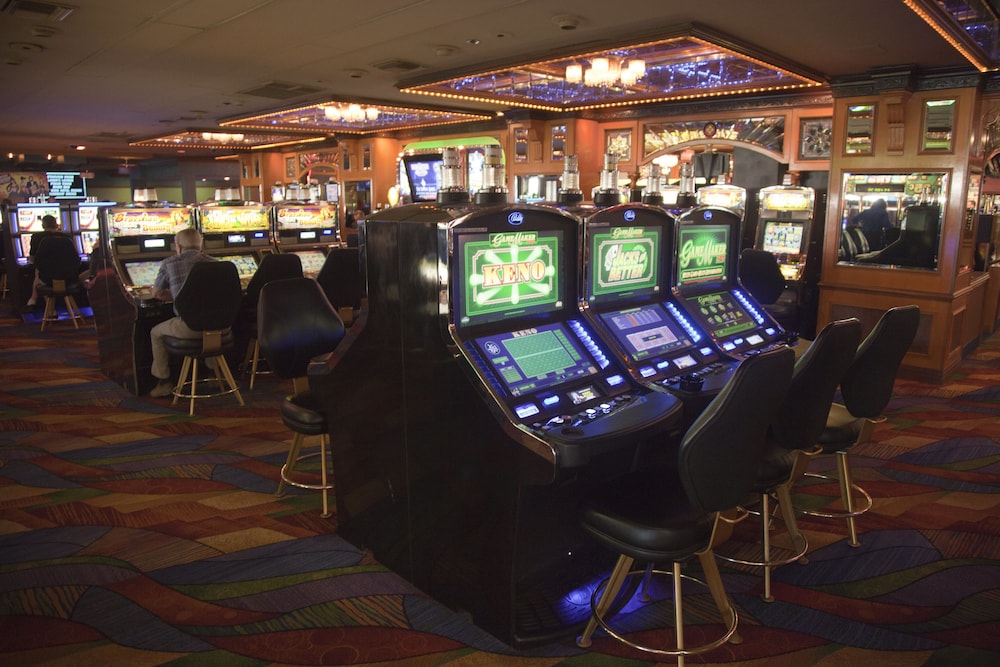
171 355 245 416
577 553 739 665
41 294 85 331
796 460 873 547
277 432 333 518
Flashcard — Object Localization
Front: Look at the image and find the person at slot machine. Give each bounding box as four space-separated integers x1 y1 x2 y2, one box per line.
24 214 72 308
852 198 894 251
148 227 216 398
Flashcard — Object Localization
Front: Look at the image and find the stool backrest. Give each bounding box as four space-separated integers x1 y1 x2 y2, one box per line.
258 277 346 379
244 252 303 305
770 318 862 452
841 305 920 420
174 260 242 331
35 233 81 284
680 346 794 513
316 247 363 311
738 249 786 305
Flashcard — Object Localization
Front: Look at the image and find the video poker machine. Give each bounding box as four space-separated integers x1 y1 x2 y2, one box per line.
310 202 682 647
756 184 816 282
196 201 272 289
673 206 789 358
89 203 194 395
271 200 339 277
580 203 738 420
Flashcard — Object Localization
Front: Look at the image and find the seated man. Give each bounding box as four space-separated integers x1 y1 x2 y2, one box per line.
26 214 72 307
149 227 216 398
33 232 82 294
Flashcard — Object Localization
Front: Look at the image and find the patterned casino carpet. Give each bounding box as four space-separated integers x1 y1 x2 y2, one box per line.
1 304 1000 666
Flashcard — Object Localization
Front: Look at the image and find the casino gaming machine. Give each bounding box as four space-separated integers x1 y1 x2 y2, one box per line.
271 199 339 277
3 201 68 311
90 203 194 395
580 203 738 416
673 205 789 358
756 184 816 282
72 200 115 263
196 201 272 289
310 202 682 647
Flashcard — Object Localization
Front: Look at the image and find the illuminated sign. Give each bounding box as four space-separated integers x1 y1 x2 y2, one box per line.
109 208 192 236
275 204 337 229
200 205 269 232
590 226 659 297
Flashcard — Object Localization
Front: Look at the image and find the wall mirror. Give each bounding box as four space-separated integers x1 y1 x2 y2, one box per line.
837 171 947 271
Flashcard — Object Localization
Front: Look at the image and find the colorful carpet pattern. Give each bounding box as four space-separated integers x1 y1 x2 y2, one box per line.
1 306 1000 666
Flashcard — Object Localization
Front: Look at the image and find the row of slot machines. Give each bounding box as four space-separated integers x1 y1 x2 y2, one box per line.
309 190 795 647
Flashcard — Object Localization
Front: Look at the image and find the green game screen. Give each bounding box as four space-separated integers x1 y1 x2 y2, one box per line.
589 226 660 300
459 230 561 325
676 224 729 287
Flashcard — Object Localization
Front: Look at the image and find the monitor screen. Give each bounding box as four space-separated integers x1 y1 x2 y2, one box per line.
14 205 61 233
46 171 87 200
684 290 757 338
217 254 259 281
293 250 326 276
273 204 337 230
675 223 729 288
404 154 443 202
122 259 161 287
80 231 100 256
474 321 598 397
588 225 661 303
455 228 563 328
77 204 105 231
760 221 805 255
598 302 693 362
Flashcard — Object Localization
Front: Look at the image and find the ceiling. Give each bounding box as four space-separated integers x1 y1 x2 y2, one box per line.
0 0 991 168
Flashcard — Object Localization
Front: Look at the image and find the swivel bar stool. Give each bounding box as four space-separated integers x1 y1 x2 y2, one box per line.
716 317 861 602
791 305 920 546
257 277 345 517
576 346 794 664
238 252 303 388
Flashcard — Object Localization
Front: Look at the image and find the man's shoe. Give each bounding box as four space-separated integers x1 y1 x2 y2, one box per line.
150 380 174 398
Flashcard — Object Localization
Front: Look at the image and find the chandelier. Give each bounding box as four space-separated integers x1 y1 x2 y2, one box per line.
200 132 245 142
565 56 646 87
323 104 380 122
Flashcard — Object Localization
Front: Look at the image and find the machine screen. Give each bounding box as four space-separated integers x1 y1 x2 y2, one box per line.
588 226 660 303
403 154 443 202
80 231 100 256
598 303 692 361
761 221 805 255
293 250 326 276
217 254 259 282
122 260 161 287
475 321 597 397
274 204 337 230
455 228 562 328
675 223 729 288
14 205 61 233
684 291 757 338
199 206 269 233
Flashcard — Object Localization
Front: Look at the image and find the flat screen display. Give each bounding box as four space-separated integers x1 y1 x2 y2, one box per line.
588 226 661 303
293 250 326 276
404 154 443 202
217 254 259 282
675 223 729 288
598 303 693 361
199 205 269 233
455 228 563 328
14 205 61 233
77 204 105 231
122 259 162 287
46 171 86 200
684 290 757 338
80 231 100 256
474 321 597 397
760 221 805 255
274 204 337 230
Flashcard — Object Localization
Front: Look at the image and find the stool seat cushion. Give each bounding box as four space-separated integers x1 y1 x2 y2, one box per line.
38 281 81 295
281 390 326 435
817 402 864 452
579 467 715 563
163 329 235 357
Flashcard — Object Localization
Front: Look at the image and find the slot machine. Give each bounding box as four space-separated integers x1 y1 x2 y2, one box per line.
196 197 271 289
756 184 815 281
89 202 194 395
310 202 682 647
580 203 738 419
673 206 790 358
4 201 68 310
271 199 340 277
73 200 116 264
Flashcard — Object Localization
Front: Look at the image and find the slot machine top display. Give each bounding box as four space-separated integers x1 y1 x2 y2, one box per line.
107 205 193 238
197 202 271 251
582 203 730 387
673 206 786 358
272 201 340 248
448 204 680 464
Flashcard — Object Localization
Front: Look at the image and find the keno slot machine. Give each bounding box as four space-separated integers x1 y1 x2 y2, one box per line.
673 206 788 358
580 203 738 415
310 203 681 647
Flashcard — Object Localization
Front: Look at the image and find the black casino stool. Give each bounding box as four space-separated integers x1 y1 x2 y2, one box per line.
37 279 86 331
161 261 245 415
714 318 860 602
576 347 794 664
237 253 303 389
790 305 919 547
257 277 345 517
